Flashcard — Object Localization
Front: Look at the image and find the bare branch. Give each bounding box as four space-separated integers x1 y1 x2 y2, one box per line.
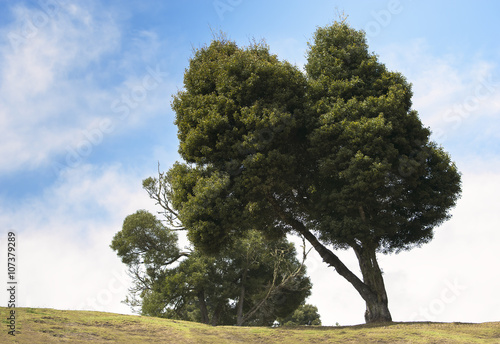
238 241 310 325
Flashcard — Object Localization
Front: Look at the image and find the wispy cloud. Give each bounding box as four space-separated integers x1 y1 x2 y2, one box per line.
377 39 500 149
0 2 176 175
0 2 118 172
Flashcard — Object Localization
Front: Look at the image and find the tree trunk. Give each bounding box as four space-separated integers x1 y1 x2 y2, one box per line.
303 228 392 323
236 268 248 326
211 304 223 326
352 244 392 323
267 195 392 323
197 290 210 325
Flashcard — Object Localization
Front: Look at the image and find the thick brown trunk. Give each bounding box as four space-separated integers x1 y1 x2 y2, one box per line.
303 228 391 323
353 244 392 323
197 290 210 324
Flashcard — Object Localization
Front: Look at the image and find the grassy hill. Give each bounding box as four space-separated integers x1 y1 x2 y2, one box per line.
1 307 499 343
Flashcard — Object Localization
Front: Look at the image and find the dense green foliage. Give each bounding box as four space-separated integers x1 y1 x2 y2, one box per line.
278 303 322 326
305 24 461 252
170 40 310 254
169 21 461 323
170 38 311 253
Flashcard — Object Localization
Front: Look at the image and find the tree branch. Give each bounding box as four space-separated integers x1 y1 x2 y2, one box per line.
143 162 185 231
266 193 378 303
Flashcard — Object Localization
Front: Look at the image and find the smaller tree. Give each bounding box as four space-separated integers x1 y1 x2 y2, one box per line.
109 210 189 315
278 303 322 326
111 173 314 326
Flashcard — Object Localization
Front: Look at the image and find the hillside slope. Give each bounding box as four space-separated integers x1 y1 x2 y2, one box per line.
1 307 499 343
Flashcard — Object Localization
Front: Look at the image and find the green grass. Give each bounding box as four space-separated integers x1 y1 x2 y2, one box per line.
1 307 499 343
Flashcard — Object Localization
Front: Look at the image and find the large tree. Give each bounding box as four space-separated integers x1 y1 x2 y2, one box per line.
169 22 462 323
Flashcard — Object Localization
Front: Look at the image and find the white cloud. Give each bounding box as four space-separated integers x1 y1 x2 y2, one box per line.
0 2 119 173
0 163 161 313
2 1 121 100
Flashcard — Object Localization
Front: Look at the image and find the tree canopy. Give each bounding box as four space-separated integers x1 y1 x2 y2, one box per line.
169 21 462 323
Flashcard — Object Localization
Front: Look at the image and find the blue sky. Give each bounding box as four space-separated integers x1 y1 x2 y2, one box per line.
0 0 499 326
